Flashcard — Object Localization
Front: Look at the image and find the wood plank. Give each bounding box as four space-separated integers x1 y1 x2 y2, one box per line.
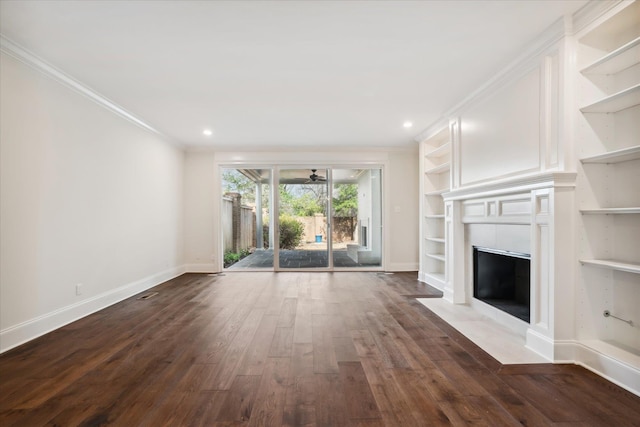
337 362 382 421
215 375 261 423
208 308 266 390
282 343 316 427
292 298 313 344
277 297 298 327
333 336 360 363
314 374 351 427
312 314 340 374
248 357 290 427
1 272 638 426
236 314 279 376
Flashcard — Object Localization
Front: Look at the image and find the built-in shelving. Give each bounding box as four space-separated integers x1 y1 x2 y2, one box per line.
575 0 640 395
580 84 640 113
580 145 640 164
581 208 640 214
580 259 640 274
419 124 452 290
426 237 445 243
581 36 640 75
425 162 450 174
425 188 448 196
426 253 446 262
425 142 451 159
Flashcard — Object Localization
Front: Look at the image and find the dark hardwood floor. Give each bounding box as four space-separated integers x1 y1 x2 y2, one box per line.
1 272 638 426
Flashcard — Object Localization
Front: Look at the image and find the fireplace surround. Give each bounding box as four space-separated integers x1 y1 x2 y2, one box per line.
441 172 577 362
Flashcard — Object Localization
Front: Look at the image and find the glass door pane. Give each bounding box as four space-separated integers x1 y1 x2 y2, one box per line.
332 168 382 268
221 168 273 270
277 168 329 269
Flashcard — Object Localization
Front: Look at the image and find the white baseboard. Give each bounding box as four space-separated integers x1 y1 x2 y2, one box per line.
0 265 185 354
443 288 454 303
184 263 218 273
571 341 640 397
385 262 418 272
525 328 554 361
551 339 577 363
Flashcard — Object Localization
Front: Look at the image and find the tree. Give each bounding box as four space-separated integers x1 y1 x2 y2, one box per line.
223 169 271 212
279 184 325 216
333 184 358 217
222 169 255 203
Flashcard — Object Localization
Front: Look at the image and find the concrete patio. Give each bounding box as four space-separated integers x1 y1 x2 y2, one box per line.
227 248 381 269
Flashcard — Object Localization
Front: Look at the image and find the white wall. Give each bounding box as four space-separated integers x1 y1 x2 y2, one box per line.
182 149 419 272
387 151 419 271
183 151 217 272
0 52 184 352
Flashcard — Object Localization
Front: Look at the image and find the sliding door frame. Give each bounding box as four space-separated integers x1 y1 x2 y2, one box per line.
216 158 387 273
273 166 334 272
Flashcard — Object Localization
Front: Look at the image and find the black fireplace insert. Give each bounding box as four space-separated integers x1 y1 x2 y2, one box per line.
473 246 531 323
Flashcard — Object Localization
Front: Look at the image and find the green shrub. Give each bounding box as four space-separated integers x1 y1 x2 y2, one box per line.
224 251 240 267
262 224 270 249
224 249 252 268
279 215 304 250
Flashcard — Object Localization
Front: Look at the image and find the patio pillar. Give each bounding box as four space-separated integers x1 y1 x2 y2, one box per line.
255 183 264 250
228 192 242 253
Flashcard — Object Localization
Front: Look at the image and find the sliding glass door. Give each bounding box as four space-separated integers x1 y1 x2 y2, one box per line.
277 168 330 269
221 165 383 271
331 168 382 268
221 168 273 270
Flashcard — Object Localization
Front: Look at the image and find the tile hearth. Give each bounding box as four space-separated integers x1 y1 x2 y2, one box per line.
417 298 548 365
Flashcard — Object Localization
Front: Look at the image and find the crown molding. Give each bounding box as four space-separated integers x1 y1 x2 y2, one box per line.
0 35 179 145
186 143 417 155
414 119 449 144
572 0 624 35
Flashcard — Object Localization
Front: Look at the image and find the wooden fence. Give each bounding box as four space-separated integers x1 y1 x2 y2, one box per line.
222 194 256 253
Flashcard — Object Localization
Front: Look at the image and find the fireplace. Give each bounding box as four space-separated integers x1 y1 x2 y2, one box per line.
473 246 531 323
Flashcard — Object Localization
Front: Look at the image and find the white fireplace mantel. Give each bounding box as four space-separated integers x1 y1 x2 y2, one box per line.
443 172 577 201
441 172 577 361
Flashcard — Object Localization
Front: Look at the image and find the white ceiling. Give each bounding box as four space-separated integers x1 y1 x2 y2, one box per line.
0 0 587 150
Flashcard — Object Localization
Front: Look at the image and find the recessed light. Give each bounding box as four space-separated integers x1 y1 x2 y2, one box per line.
403 121 413 128
203 129 213 136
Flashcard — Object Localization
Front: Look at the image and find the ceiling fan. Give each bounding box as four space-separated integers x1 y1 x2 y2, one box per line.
307 169 326 182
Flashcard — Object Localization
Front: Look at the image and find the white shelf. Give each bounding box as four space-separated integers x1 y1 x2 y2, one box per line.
424 142 451 159
425 162 450 174
426 237 445 243
574 0 640 398
581 36 640 75
580 84 640 113
426 253 446 262
425 214 445 219
425 188 449 196
419 123 451 288
580 259 640 274
580 145 640 164
581 208 640 214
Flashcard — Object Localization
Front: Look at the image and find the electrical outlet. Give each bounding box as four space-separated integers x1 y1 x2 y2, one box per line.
76 283 83 296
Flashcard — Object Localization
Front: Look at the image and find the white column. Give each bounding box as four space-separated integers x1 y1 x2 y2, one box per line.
255 183 264 250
